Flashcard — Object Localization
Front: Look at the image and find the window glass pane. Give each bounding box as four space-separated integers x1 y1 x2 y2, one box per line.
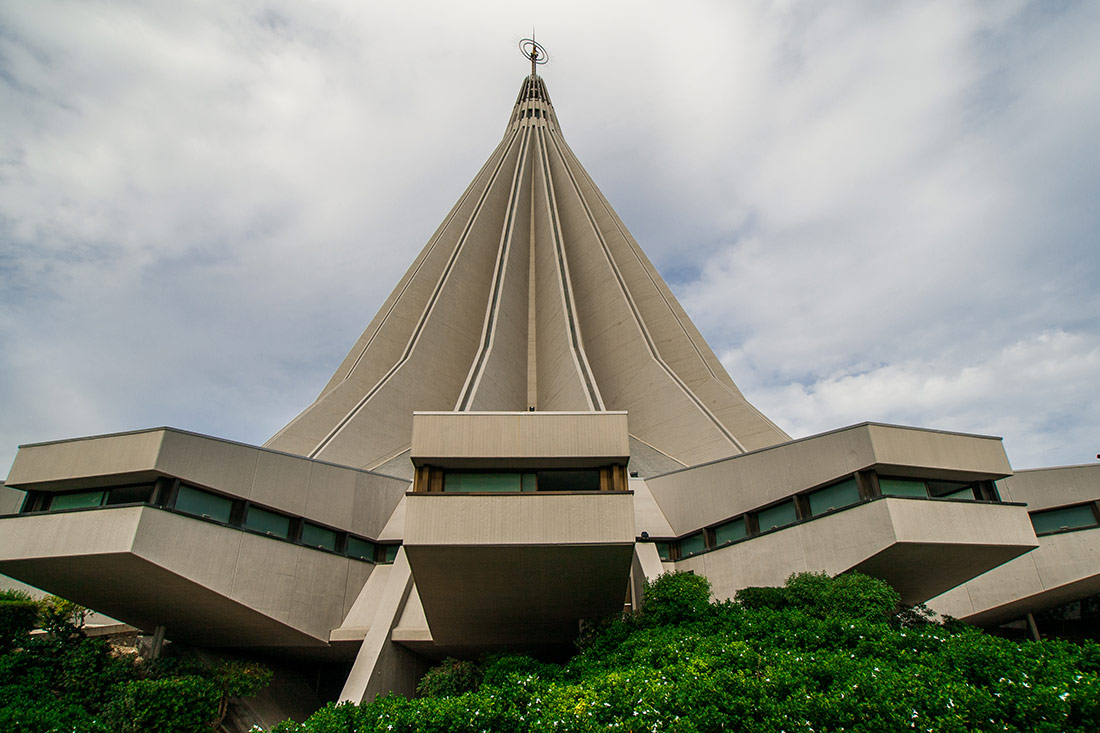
757 500 797 531
346 537 375 561
444 473 523 492
521 473 537 492
934 487 976 500
654 542 673 561
301 523 337 551
679 533 706 557
536 470 600 492
714 519 747 545
879 478 928 499
174 485 233 523
244 507 291 538
50 491 106 511
105 485 154 505
808 479 861 516
928 481 975 500
1031 505 1098 535
381 545 400 563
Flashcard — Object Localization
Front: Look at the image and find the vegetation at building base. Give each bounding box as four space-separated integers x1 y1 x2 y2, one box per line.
0 589 272 732
274 572 1100 733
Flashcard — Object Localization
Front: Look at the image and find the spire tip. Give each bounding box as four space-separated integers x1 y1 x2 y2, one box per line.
518 38 548 78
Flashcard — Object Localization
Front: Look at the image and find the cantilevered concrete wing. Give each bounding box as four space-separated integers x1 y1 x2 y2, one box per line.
264 75 789 472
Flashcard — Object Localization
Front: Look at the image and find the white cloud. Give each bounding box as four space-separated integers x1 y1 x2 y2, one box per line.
1 0 1098 475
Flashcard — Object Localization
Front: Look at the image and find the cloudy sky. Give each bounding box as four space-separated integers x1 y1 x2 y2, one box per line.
2 0 1097 475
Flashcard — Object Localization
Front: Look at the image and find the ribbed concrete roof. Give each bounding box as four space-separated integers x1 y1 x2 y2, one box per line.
265 74 789 471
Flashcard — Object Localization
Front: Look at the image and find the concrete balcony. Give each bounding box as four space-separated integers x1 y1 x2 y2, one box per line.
410 411 630 469
402 491 635 647
671 496 1038 605
930 527 1100 625
0 506 371 649
5 427 408 539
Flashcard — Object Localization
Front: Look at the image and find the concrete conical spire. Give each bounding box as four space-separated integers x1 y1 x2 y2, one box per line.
264 72 789 471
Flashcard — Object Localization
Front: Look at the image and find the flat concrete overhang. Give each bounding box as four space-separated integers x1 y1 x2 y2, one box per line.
4 427 409 541
929 527 1100 626
646 422 1015 535
0 506 363 648
409 411 630 469
673 497 1038 605
402 492 635 646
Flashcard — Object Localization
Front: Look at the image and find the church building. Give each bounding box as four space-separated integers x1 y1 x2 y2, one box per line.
1 44 1097 710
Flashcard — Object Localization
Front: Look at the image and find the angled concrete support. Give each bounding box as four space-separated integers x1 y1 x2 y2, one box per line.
631 541 665 610
339 549 428 703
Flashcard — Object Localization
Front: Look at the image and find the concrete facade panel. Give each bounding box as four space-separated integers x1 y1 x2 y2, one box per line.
156 430 259 498
867 424 1011 479
305 461 357 530
288 548 355 640
229 532 302 623
996 464 1100 509
7 430 164 489
404 492 635 546
410 411 629 467
352 471 409 540
131 509 244 598
251 449 312 514
0 485 25 514
0 506 142 558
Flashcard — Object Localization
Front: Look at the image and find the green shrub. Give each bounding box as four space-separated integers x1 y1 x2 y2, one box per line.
0 590 39 652
737 571 903 623
641 570 712 623
732 584 789 611
415 656 482 698
39 595 88 644
211 659 274 727
480 653 562 687
278 570 1100 732
106 675 220 733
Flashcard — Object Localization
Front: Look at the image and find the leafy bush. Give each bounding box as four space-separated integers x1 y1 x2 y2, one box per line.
415 656 482 698
0 592 273 733
641 570 712 623
106 675 221 733
736 570 902 622
0 589 39 652
212 659 275 727
277 571 1100 733
39 595 88 641
480 653 562 688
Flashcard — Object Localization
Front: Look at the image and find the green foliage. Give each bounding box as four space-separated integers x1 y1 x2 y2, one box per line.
641 570 713 623
0 589 39 652
213 658 274 698
736 571 901 623
416 656 482 698
38 594 89 643
0 592 273 733
480 653 563 688
105 675 221 733
278 571 1100 733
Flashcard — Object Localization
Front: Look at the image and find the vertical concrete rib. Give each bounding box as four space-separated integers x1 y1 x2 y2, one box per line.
265 131 520 456
533 125 604 411
549 132 790 452
265 73 789 468
542 130 743 464
456 126 534 411
274 129 526 467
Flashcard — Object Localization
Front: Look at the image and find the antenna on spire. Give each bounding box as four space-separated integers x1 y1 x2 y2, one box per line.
518 37 549 78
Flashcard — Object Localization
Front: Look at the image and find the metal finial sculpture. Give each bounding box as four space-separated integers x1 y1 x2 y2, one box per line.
518 38 548 77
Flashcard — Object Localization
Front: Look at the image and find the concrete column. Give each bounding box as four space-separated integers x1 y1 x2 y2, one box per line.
150 625 166 659
339 549 424 703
